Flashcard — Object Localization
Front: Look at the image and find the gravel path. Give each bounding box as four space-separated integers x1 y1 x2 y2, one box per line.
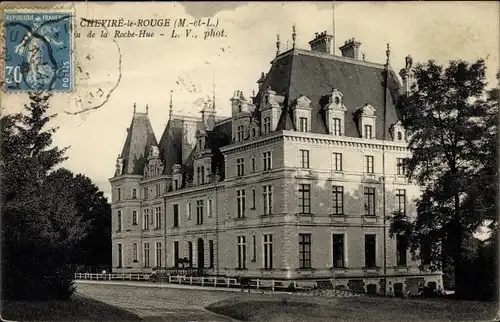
75 282 241 321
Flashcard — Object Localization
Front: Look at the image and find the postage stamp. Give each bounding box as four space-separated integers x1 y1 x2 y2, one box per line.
3 11 72 92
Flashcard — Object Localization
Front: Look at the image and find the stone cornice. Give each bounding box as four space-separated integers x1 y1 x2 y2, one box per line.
109 174 143 183
140 174 171 185
220 131 283 154
282 130 409 152
165 182 222 199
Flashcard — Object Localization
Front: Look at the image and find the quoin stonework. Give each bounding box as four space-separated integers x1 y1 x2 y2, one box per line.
110 29 443 296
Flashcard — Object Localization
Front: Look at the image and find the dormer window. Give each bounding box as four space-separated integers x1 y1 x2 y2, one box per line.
299 117 308 132
390 121 406 142
356 103 377 139
238 104 242 113
252 128 256 137
291 95 312 133
237 125 245 142
332 118 341 136
324 88 346 136
263 117 271 134
364 125 373 139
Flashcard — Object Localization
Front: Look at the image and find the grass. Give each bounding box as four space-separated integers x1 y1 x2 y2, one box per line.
206 294 499 321
1 294 142 321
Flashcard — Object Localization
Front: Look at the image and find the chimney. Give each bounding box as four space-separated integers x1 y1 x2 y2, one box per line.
339 38 361 59
308 31 334 54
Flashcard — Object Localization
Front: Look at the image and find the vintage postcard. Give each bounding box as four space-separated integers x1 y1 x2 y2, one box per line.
1 1 499 321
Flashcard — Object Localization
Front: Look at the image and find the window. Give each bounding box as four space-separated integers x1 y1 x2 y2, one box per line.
332 118 341 136
396 158 407 175
263 234 273 269
298 184 311 214
251 188 256 209
156 184 160 196
201 167 205 184
263 116 271 134
174 241 179 267
117 211 122 231
299 117 308 132
132 211 138 225
397 131 403 140
364 187 376 216
132 188 137 199
173 204 179 227
155 242 162 267
117 244 123 267
333 153 343 171
155 207 162 229
196 200 204 225
187 202 192 220
208 199 213 217
299 149 310 169
263 185 273 215
209 240 214 268
364 124 373 139
263 151 272 171
237 190 246 218
299 234 311 269
236 158 245 176
117 188 121 201
143 209 150 230
365 235 376 268
364 155 374 173
252 235 256 262
332 234 344 268
421 241 432 265
237 125 245 141
173 179 179 190
396 189 406 215
396 235 407 266
237 236 246 269
252 127 256 137
143 243 150 267
143 187 148 199
133 243 138 262
251 157 256 172
188 241 193 267
197 167 201 185
332 186 344 215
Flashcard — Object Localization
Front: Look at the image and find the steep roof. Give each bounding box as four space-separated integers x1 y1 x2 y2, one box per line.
120 112 158 174
255 48 403 140
158 118 183 175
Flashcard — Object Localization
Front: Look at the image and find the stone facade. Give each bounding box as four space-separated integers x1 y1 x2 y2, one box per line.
110 32 442 295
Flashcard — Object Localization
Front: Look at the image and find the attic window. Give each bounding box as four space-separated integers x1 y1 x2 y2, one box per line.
238 104 242 112
397 131 402 140
334 97 340 105
252 128 256 137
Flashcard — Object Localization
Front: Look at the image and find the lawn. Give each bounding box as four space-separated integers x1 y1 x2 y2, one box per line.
206 294 499 321
1 294 142 321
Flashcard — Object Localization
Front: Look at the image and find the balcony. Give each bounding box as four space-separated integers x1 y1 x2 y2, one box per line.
362 173 378 183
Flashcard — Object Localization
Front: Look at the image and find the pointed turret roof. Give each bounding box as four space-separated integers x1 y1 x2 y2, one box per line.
119 106 158 175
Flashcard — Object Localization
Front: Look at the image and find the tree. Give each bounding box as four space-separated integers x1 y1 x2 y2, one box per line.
47 169 112 272
1 92 88 300
390 60 497 299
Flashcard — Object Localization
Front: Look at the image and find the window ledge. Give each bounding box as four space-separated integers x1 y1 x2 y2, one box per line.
235 268 248 271
260 268 275 272
296 268 316 272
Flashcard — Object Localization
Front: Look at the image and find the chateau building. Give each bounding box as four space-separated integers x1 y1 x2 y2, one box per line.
110 30 442 295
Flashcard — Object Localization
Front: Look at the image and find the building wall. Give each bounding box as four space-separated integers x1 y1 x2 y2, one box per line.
110 130 442 294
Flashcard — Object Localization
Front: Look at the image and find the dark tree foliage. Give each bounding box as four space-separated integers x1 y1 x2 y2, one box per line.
47 169 112 272
1 92 87 300
390 60 498 300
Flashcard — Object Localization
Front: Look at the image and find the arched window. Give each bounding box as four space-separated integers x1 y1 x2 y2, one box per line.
397 131 402 140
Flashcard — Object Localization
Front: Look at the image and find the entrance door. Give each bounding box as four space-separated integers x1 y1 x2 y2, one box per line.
197 238 205 268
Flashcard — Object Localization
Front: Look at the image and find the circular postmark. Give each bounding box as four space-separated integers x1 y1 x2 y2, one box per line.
65 17 122 116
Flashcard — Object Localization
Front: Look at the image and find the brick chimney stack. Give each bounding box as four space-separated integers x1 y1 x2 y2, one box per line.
339 38 361 59
308 31 334 54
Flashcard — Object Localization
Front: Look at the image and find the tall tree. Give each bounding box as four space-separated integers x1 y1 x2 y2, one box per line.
390 60 497 299
1 92 88 300
47 169 112 271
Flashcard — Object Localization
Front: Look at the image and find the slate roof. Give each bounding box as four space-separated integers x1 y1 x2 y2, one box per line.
119 112 158 175
254 48 402 140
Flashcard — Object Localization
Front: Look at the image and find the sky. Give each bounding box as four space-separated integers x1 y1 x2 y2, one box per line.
2 1 499 209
